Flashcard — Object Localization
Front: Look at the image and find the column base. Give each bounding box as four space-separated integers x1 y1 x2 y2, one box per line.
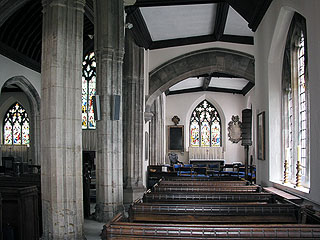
123 186 145 208
94 203 124 223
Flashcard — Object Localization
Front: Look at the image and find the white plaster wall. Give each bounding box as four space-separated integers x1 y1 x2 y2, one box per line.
148 41 254 72
0 55 41 96
165 91 247 164
255 0 320 204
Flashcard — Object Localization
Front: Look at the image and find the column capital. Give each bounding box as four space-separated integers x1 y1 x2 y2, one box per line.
96 48 125 62
42 0 85 12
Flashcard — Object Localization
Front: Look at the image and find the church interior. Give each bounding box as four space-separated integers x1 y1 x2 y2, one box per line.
1 0 320 239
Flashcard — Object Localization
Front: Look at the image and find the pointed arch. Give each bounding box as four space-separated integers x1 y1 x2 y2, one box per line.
146 48 254 112
1 76 40 164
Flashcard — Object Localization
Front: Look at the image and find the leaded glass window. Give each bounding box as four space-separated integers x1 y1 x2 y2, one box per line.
190 100 221 147
82 51 96 129
297 33 307 178
3 103 30 145
282 13 309 188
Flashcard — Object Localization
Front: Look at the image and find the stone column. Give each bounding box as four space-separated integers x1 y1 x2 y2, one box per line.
150 95 165 165
94 0 125 222
123 29 145 205
41 0 85 239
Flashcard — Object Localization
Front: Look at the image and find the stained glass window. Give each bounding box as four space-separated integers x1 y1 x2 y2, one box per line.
82 51 96 129
190 100 221 147
3 103 30 145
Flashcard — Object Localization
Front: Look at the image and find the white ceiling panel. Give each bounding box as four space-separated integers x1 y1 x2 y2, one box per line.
209 77 248 90
140 4 217 41
224 6 253 37
169 77 203 91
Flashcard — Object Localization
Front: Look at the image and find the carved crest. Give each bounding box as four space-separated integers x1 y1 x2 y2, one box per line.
228 115 242 143
171 115 180 125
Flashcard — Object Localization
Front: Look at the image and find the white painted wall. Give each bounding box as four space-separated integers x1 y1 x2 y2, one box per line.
0 55 41 96
165 91 247 164
254 0 320 204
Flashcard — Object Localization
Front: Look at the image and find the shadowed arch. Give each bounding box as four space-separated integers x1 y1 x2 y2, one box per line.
2 76 41 164
146 48 255 112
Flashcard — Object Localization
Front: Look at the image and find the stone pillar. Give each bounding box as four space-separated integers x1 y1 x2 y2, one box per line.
123 29 145 205
41 0 85 239
150 95 165 165
94 0 125 222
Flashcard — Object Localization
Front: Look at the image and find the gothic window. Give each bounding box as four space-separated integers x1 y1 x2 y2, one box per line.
282 13 309 188
190 100 221 147
3 103 30 145
82 51 96 129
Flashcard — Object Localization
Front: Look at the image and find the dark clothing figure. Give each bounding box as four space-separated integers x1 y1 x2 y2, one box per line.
168 152 183 165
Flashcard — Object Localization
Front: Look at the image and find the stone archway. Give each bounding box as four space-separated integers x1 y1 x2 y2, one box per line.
2 76 41 164
146 48 255 112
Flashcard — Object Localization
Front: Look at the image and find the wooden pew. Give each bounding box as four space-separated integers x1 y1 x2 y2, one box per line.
0 174 42 236
102 213 320 239
0 186 39 240
164 175 241 181
129 202 298 224
159 180 249 187
143 192 275 203
152 185 261 193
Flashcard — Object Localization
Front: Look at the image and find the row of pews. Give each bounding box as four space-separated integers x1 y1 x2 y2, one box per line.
102 176 320 239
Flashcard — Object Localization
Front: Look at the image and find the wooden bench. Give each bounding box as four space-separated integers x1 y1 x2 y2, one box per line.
102 213 320 239
152 185 261 193
158 180 248 187
0 174 42 236
143 192 275 203
0 186 39 240
164 175 241 181
129 202 298 224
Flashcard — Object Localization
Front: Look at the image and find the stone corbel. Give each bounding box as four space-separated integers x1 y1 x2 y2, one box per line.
144 111 154 122
124 0 136 6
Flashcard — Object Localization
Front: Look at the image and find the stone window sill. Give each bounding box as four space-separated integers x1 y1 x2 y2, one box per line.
271 180 310 196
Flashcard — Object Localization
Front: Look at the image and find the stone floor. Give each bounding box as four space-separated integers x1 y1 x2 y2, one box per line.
84 219 104 240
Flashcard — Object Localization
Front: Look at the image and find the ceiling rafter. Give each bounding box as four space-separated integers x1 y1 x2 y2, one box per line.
202 76 212 91
166 86 243 96
126 6 153 49
213 2 229 41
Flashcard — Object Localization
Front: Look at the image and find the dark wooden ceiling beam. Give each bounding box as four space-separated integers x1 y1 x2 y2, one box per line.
202 76 211 90
248 0 273 31
197 72 238 78
0 42 40 72
126 7 153 49
226 0 254 24
213 2 229 40
242 82 255 95
220 34 253 45
150 35 216 50
226 0 273 32
166 86 243 96
134 0 224 7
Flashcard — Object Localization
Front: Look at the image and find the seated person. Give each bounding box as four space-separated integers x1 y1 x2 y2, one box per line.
168 152 183 166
